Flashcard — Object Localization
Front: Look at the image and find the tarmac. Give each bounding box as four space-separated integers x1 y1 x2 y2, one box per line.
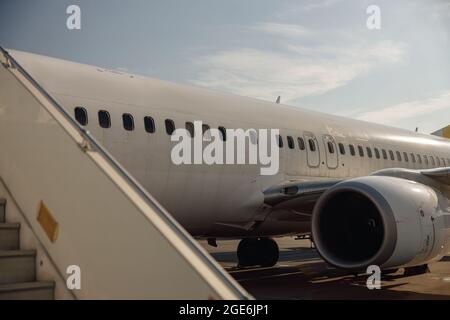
201 237 450 299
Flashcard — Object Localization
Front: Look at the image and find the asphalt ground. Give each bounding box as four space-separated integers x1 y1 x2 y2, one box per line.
200 237 450 299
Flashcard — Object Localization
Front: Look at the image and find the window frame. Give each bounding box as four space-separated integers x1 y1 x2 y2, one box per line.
144 116 155 133
98 110 111 129
276 135 283 148
185 122 195 138
287 136 295 149
389 150 394 160
165 119 175 135
298 137 305 150
349 144 355 156
374 148 380 159
358 145 364 157
218 126 226 141
338 142 345 155
308 138 316 152
122 113 134 131
74 106 88 126
327 141 335 154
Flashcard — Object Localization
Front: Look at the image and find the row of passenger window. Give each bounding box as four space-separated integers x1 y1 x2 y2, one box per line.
278 133 450 167
74 106 449 167
74 106 228 140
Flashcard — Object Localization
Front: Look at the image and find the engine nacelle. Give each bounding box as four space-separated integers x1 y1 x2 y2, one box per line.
312 175 450 271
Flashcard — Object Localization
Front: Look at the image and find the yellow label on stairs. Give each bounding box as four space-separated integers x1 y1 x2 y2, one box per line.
37 201 59 243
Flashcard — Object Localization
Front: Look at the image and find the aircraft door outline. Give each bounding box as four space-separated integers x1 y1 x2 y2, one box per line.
322 134 338 169
304 132 320 168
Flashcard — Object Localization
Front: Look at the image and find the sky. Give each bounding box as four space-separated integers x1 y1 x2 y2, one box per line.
0 0 449 133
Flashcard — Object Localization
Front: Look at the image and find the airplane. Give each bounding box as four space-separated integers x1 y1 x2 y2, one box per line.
5 48 450 275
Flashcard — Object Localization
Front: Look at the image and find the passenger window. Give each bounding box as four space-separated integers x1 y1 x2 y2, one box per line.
423 155 429 165
218 126 226 141
410 153 415 163
185 122 195 137
98 110 111 128
74 107 88 126
358 146 364 157
436 157 441 166
297 137 305 150
144 116 155 133
374 148 380 159
277 135 283 148
417 154 422 164
349 144 355 156
308 139 316 152
249 130 258 145
403 152 409 162
430 156 435 166
165 119 175 135
327 141 334 154
366 147 372 158
287 136 294 149
122 113 134 131
389 150 394 160
202 124 211 141
396 151 402 161
441 158 445 166
338 143 345 155
382 149 387 160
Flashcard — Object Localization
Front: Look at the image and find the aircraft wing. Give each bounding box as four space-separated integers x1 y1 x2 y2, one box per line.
421 167 450 184
264 167 450 219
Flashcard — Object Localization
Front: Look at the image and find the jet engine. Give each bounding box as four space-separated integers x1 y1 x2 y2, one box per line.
312 175 450 271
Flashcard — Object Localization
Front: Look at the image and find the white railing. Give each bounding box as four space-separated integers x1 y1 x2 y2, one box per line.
0 47 250 299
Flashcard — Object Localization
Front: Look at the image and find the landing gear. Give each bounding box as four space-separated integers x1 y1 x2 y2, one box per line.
237 238 279 267
404 264 429 276
382 268 399 275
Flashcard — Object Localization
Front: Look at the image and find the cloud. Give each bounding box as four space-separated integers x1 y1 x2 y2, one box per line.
356 91 450 124
430 0 450 19
191 24 406 102
251 23 311 39
301 0 343 12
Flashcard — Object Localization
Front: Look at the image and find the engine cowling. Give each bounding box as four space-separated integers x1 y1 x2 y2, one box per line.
312 175 450 271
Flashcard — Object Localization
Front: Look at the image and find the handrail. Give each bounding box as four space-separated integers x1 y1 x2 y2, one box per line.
0 46 250 299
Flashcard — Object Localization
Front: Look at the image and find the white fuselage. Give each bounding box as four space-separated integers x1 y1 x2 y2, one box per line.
10 50 450 238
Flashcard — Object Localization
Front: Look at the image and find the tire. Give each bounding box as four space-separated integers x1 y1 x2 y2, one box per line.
382 268 399 275
259 238 279 267
237 238 258 267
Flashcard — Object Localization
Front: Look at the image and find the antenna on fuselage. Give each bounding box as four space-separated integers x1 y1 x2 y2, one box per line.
276 96 281 104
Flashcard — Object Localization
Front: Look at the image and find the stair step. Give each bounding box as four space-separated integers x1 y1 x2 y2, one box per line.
0 250 36 285
0 281 54 300
0 198 5 223
0 223 20 250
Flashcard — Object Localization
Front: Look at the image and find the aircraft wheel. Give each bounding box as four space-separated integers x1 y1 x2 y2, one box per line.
237 238 279 267
237 238 259 267
404 264 429 276
382 268 399 275
259 238 279 267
